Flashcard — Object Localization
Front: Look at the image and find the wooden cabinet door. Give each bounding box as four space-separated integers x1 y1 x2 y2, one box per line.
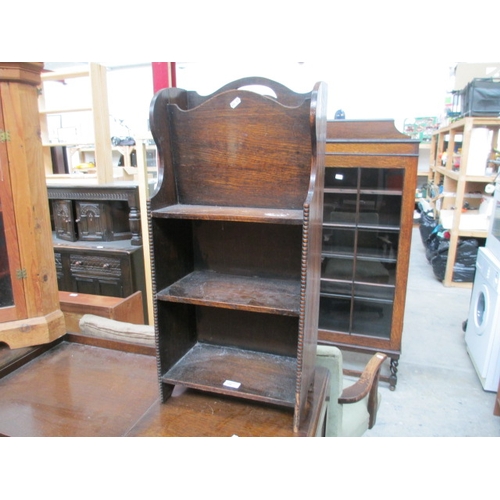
52 200 77 241
75 201 107 241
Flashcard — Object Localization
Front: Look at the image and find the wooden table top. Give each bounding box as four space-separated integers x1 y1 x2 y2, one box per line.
0 339 329 437
126 367 330 437
0 341 158 437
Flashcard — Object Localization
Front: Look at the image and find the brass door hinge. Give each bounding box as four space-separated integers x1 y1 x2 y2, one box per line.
0 129 10 142
16 268 27 279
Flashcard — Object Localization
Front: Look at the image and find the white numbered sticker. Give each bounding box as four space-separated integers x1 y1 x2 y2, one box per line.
230 97 241 109
223 379 241 389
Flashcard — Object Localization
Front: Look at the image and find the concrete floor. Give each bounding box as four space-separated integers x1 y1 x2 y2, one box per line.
348 227 499 437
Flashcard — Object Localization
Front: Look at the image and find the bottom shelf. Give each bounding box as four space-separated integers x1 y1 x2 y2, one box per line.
161 343 297 407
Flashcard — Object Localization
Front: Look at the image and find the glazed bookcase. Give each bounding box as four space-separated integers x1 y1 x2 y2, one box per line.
318 120 418 389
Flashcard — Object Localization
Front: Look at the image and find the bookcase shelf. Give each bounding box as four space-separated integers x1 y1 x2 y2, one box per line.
152 204 303 224
157 270 301 316
161 342 297 406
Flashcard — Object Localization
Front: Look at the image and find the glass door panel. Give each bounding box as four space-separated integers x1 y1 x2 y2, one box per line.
319 295 351 332
360 168 404 190
324 193 357 222
325 167 358 189
323 226 355 255
351 281 394 338
351 296 393 339
358 193 401 227
354 282 395 302
0 209 14 308
320 166 404 340
0 130 26 322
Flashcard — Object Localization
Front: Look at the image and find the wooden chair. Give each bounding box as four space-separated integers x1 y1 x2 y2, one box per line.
316 345 387 436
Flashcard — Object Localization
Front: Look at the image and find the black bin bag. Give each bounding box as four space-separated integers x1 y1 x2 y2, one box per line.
419 209 437 245
425 225 444 262
431 238 479 282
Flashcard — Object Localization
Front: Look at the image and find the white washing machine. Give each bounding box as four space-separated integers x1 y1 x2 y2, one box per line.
465 246 500 391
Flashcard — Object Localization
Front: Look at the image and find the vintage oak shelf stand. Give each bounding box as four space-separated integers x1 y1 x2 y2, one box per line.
148 77 327 431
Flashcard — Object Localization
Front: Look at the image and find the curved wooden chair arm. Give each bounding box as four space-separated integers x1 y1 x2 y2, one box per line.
339 352 387 429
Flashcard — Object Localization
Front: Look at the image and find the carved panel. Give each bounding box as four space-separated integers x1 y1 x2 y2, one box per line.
52 200 77 241
75 202 107 241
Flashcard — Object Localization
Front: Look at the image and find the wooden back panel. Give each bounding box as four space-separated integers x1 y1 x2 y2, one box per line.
150 78 314 211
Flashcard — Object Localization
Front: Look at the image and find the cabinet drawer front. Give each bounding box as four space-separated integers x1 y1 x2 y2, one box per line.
70 254 122 278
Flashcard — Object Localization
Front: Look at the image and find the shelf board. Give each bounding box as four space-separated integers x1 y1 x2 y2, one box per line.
325 188 402 196
457 229 488 238
42 142 95 148
39 107 92 115
324 188 358 194
465 174 497 183
434 166 460 180
152 204 303 224
435 117 500 134
322 249 397 264
157 270 301 316
433 165 496 183
41 69 90 81
320 290 394 305
323 222 400 232
161 342 297 407
443 280 473 289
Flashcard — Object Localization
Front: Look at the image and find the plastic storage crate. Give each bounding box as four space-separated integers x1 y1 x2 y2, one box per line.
460 78 500 117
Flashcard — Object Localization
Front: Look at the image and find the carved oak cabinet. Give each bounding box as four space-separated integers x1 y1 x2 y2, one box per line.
47 184 146 313
148 77 327 431
318 120 418 389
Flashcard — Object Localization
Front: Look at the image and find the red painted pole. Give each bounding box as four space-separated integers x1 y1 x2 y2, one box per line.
152 62 176 93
